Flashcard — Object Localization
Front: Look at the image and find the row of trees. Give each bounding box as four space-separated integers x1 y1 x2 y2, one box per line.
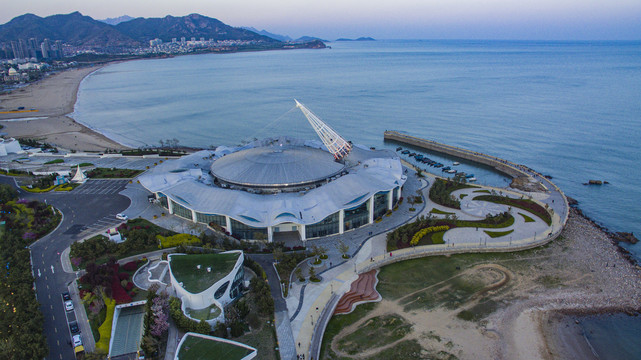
429 178 469 209
0 185 49 359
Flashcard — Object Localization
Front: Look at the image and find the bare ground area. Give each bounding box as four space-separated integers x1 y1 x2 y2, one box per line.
322 208 641 359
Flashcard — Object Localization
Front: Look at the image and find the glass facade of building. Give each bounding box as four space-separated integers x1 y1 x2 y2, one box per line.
373 191 389 219
196 212 226 227
392 187 399 206
171 200 193 220
305 212 340 239
157 192 169 209
344 201 369 231
230 218 268 240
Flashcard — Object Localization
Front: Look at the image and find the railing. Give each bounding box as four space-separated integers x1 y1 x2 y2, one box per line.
309 293 339 360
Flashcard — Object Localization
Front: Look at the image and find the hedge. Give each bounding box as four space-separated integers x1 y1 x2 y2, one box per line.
95 296 116 353
410 225 450 246
157 233 201 249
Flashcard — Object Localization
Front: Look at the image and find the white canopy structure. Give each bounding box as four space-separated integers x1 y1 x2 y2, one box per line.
71 165 87 183
138 102 406 242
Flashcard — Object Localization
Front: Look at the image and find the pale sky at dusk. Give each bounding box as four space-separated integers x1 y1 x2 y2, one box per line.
2 0 640 40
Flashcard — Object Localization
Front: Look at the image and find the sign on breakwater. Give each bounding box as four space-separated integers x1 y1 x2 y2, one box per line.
384 130 525 178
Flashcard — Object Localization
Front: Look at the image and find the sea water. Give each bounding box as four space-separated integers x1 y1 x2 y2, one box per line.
73 39 641 358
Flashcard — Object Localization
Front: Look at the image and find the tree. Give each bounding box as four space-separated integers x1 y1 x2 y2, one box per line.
336 240 350 259
0 184 18 203
308 266 317 281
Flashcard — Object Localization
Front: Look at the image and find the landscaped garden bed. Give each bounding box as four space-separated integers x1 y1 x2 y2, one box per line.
387 212 514 251
86 167 144 178
473 195 551 225
429 178 476 209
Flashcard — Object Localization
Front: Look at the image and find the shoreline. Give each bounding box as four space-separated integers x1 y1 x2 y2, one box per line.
523 207 641 360
0 64 132 152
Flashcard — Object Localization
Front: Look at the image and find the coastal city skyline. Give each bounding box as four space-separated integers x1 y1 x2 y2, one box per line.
2 0 641 40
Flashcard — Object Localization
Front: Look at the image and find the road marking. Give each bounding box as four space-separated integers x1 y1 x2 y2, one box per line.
59 355 62 359
51 265 55 274
50 305 53 310
46 284 49 289
38 269 41 277
57 340 59 346
52 315 55 321
48 294 51 299
54 327 57 333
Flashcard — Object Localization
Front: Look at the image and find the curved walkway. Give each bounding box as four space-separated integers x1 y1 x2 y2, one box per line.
300 158 569 360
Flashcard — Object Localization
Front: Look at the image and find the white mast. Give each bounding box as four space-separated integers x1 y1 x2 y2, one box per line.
295 99 352 160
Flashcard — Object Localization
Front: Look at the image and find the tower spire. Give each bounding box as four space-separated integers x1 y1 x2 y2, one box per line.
295 99 352 160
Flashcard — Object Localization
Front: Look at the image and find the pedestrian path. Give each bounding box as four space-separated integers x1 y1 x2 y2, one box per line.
275 310 297 360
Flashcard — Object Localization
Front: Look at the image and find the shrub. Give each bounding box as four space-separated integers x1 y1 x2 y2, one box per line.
95 296 116 353
122 261 138 272
410 225 450 246
45 159 64 165
157 233 201 249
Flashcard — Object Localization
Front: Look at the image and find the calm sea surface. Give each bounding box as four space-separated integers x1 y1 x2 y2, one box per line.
73 39 641 356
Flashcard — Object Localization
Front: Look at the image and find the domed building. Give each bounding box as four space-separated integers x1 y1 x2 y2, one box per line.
139 101 406 242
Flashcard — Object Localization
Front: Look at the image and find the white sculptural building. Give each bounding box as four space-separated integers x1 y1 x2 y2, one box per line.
139 101 406 242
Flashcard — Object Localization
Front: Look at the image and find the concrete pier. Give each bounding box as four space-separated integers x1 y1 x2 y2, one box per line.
384 130 525 178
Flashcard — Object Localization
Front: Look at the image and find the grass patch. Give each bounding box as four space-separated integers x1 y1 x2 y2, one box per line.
536 275 563 288
87 167 144 179
185 303 222 321
430 208 455 215
337 314 412 355
473 189 491 193
518 212 535 223
321 302 377 359
44 159 64 165
483 229 514 238
169 253 240 293
456 299 499 322
178 335 253 360
234 319 278 360
459 193 468 199
473 195 551 225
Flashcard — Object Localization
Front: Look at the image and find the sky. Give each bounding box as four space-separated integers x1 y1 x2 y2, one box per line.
2 0 641 40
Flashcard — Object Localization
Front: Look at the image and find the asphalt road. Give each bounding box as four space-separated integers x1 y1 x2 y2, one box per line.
1 176 130 360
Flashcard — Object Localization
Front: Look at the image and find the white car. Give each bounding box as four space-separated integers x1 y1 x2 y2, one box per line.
73 334 82 347
116 213 128 221
64 300 74 311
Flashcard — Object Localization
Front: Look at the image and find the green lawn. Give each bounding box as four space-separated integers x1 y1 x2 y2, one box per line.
518 212 535 223
484 229 514 238
86 167 144 179
178 335 253 360
337 314 412 355
170 253 240 293
185 303 222 321
429 208 455 215
473 189 491 193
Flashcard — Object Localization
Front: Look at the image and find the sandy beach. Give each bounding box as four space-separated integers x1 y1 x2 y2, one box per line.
0 66 130 152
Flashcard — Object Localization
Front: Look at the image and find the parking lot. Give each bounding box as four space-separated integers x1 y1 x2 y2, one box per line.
72 179 130 195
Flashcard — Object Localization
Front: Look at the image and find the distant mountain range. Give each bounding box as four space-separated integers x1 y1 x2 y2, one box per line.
335 37 376 41
0 12 277 47
98 15 134 26
241 27 292 42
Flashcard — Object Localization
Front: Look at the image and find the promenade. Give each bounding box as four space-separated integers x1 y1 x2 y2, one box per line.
287 154 569 359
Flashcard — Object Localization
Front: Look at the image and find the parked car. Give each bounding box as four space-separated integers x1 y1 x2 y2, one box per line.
65 300 74 311
73 334 82 347
116 213 128 220
62 292 71 301
69 321 79 334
